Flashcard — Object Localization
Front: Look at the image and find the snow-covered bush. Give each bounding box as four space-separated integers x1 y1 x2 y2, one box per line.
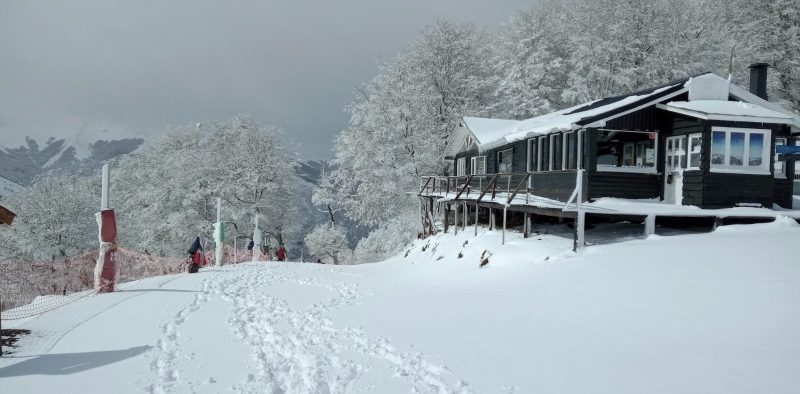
353 213 418 263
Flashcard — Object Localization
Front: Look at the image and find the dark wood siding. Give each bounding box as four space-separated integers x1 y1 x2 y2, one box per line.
530 171 584 202
606 106 665 132
702 173 774 207
682 170 704 206
774 178 793 208
587 172 660 199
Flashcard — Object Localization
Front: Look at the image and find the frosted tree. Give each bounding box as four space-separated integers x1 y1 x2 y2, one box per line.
202 116 299 249
709 0 800 111
0 171 99 261
304 223 349 265
315 20 491 263
488 0 574 118
562 0 724 104
111 116 299 257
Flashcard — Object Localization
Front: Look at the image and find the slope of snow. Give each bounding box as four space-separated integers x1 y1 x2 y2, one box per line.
1 221 798 393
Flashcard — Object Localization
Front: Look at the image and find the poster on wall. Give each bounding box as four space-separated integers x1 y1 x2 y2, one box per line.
645 149 655 164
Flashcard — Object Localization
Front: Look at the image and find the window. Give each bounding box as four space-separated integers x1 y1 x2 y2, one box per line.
471 156 486 175
497 149 513 173
688 134 702 169
710 127 771 174
550 134 562 171
528 138 538 172
539 136 550 171
622 143 635 166
775 138 787 178
456 157 466 176
563 132 577 170
666 136 687 170
596 130 657 173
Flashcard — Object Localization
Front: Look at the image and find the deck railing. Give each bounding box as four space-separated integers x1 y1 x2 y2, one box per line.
418 171 585 205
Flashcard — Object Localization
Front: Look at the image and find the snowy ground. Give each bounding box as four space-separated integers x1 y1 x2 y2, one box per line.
1 220 799 393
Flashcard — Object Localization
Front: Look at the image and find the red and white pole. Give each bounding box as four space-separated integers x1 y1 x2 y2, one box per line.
94 164 118 292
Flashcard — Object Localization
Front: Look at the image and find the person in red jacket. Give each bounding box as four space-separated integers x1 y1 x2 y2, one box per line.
276 244 287 262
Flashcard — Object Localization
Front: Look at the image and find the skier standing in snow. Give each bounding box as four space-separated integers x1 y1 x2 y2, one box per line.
276 244 286 261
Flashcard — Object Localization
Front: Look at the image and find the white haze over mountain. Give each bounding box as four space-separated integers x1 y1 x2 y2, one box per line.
0 0 527 159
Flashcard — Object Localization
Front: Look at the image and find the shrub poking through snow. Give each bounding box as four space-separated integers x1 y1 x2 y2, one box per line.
462 240 469 247
458 251 463 259
479 250 491 268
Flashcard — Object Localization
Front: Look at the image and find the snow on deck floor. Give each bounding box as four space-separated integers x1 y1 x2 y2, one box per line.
431 190 800 219
1 221 799 393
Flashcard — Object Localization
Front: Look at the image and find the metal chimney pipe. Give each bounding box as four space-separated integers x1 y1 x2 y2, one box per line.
748 62 769 100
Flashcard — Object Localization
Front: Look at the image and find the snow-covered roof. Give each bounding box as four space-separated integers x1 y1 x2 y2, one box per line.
658 100 800 127
451 73 800 154
479 83 682 151
462 117 519 144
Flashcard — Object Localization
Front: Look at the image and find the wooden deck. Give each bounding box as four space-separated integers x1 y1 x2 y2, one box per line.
417 172 800 250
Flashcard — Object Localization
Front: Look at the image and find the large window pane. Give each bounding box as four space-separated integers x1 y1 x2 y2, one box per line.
551 135 562 171
748 133 764 167
540 137 550 171
711 131 726 165
729 132 745 166
498 149 512 173
568 132 577 169
529 140 538 172
689 135 702 168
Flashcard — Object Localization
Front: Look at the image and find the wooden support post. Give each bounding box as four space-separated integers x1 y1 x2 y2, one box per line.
502 205 508 245
443 203 449 233
454 201 459 235
475 203 479 236
524 211 530 238
644 214 656 236
574 211 586 252
463 202 467 230
713 217 723 230
428 197 436 235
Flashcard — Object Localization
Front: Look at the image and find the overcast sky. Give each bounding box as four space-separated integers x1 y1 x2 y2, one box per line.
0 0 529 158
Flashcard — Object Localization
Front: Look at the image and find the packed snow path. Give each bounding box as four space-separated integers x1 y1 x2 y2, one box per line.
146 264 466 394
1 221 799 393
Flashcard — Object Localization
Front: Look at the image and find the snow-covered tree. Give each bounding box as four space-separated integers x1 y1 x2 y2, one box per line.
304 223 349 265
488 0 574 118
315 21 491 262
0 171 99 261
110 115 299 257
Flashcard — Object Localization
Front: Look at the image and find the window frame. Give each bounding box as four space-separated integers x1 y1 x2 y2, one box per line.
563 131 577 170
595 130 658 174
709 126 771 175
775 137 787 179
687 133 702 170
471 156 486 175
539 136 549 172
497 148 513 174
456 157 466 176
527 138 538 173
550 133 562 171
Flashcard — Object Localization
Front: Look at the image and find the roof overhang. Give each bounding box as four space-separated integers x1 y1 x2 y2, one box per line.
656 103 800 128
581 86 688 129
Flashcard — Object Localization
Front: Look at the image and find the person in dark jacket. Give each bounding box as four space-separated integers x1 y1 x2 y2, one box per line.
247 239 254 251
276 244 286 261
187 236 204 273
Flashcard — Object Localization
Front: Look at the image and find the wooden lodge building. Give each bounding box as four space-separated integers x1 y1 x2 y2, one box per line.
419 65 800 244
